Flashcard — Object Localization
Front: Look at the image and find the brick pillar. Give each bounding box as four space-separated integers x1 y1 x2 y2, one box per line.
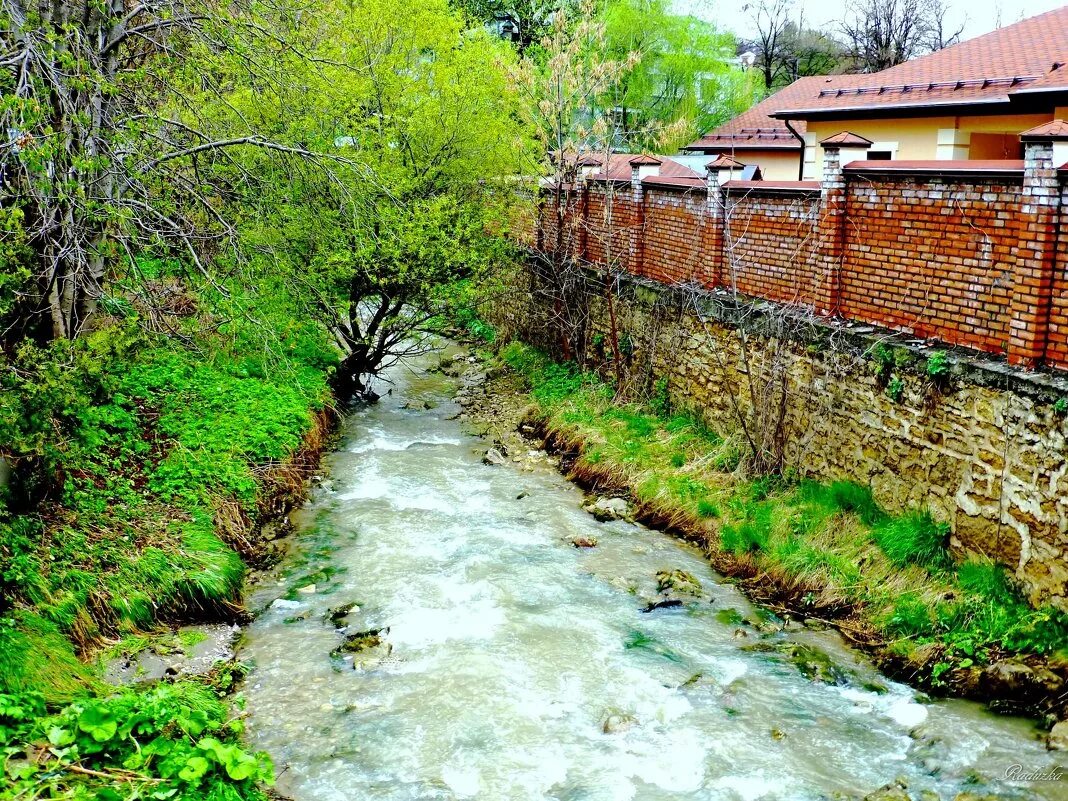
1008 137 1061 367
630 164 646 277
815 143 847 315
704 166 725 288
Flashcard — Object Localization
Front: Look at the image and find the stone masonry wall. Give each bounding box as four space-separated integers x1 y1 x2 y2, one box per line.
491 262 1068 610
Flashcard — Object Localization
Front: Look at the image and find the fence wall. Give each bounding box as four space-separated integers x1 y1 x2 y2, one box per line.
535 139 1068 371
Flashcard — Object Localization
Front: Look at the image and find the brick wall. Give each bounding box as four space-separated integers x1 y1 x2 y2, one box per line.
538 150 1068 373
724 189 824 306
641 186 710 285
841 176 1021 355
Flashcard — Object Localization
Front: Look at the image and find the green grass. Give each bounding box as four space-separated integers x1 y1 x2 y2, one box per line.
500 341 1068 678
0 280 335 798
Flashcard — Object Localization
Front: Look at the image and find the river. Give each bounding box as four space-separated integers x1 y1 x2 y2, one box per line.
240 351 1065 801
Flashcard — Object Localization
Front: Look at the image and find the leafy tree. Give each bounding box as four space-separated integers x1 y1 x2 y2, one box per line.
213 0 525 399
450 0 573 53
601 0 756 149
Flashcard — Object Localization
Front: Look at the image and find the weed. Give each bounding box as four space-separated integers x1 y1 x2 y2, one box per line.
886 375 905 402
926 350 952 383
873 511 950 570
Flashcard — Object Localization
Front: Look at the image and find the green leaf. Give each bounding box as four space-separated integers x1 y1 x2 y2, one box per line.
47 726 73 747
178 755 210 782
77 704 118 742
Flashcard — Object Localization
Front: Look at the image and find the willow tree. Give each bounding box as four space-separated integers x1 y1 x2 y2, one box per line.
601 0 758 150
0 0 325 344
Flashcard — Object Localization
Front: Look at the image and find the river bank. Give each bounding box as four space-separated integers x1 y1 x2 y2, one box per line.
0 309 339 800
452 343 1068 738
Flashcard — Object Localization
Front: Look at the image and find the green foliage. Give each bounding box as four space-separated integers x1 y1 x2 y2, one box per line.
600 0 758 149
0 285 334 691
432 280 497 342
649 378 671 418
886 376 905 402
873 511 950 570
925 350 952 381
1054 397 1068 415
0 683 271 800
800 481 884 526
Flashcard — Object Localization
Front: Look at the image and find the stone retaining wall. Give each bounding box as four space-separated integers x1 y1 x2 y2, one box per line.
491 261 1068 609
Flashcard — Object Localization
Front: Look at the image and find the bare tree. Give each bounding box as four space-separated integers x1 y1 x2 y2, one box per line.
842 0 961 72
745 0 795 91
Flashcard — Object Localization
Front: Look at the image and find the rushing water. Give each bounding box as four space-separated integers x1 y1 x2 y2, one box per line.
241 353 1065 801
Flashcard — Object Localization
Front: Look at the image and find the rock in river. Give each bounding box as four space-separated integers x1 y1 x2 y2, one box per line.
584 496 630 521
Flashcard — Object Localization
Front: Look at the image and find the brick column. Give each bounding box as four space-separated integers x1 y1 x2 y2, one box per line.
1009 130 1063 367
816 143 847 315
630 163 646 277
577 180 590 263
704 165 725 288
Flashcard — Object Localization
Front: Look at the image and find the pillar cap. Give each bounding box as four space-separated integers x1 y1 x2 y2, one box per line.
819 131 873 148
705 154 745 170
628 154 662 166
1021 120 1068 141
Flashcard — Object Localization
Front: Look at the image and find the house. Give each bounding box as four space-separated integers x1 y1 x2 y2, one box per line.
687 6 1068 181
681 75 863 180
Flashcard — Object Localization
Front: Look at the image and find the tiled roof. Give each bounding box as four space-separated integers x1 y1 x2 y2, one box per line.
588 153 701 182
772 6 1068 117
820 131 874 147
683 76 867 152
1021 119 1068 140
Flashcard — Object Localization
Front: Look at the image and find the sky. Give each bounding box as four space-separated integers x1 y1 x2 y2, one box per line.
677 0 1068 42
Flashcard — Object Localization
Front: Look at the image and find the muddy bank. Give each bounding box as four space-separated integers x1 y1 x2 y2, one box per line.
456 354 1068 733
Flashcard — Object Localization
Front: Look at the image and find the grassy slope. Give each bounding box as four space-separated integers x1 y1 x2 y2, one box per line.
498 341 1068 704
0 288 336 799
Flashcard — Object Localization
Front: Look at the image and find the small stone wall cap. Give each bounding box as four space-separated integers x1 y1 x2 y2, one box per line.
820 131 874 147
1021 119 1068 141
628 154 663 165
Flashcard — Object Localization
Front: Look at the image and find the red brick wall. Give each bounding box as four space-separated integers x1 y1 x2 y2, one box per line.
642 187 712 285
841 178 1021 355
538 172 1068 372
584 185 638 272
724 191 824 305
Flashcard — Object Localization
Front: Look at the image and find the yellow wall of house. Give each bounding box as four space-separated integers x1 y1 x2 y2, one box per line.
801 112 1054 179
732 150 803 181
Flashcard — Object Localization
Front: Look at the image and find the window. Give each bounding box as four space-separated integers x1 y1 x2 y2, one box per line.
867 150 893 160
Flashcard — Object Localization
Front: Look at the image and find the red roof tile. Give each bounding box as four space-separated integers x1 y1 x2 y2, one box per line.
772 6 1068 117
588 153 701 182
706 154 746 168
683 76 868 152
